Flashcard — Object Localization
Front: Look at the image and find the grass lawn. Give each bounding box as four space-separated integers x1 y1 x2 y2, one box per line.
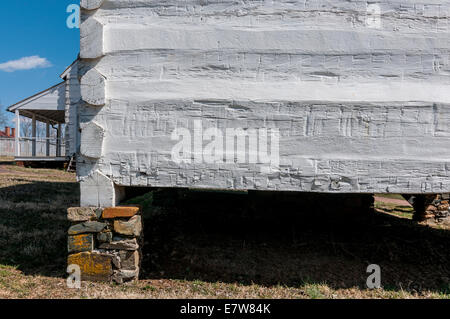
0 158 448 299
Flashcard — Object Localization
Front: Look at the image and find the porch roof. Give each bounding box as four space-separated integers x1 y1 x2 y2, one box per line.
7 82 66 125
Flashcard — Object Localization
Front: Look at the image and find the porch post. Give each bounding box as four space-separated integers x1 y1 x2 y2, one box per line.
15 110 20 157
57 124 62 157
32 114 37 157
46 122 50 157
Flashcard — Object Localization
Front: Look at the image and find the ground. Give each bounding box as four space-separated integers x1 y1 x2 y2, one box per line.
0 157 448 299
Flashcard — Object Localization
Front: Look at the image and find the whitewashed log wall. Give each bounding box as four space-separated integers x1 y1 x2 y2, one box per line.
78 0 450 207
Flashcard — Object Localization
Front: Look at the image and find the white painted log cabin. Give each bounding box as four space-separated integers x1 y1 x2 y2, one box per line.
77 0 450 207
7 60 80 163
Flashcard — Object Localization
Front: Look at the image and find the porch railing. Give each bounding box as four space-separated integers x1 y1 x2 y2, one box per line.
0 138 15 157
14 137 65 158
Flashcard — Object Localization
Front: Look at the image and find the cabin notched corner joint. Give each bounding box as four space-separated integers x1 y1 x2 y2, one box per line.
80 0 105 11
67 205 143 283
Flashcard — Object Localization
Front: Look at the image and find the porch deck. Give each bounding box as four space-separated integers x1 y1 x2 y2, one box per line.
14 156 68 162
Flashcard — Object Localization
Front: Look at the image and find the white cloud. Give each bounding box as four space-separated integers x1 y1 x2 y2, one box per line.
0 56 52 72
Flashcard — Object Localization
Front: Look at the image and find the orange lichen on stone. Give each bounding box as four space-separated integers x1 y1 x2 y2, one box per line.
102 206 140 219
67 252 113 282
68 234 94 253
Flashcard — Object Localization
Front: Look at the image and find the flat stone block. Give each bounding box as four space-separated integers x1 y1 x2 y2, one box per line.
119 250 140 271
102 206 140 219
67 207 100 222
114 215 142 237
97 231 113 243
67 252 112 282
68 234 94 253
68 221 107 235
112 269 139 284
99 237 139 251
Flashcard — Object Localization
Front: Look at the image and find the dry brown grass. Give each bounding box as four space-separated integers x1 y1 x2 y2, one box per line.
0 160 448 299
0 264 447 299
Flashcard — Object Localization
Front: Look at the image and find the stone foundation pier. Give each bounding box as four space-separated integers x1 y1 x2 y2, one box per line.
67 206 143 283
410 194 450 226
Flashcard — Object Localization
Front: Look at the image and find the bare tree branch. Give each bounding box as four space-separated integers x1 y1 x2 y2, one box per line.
0 101 9 128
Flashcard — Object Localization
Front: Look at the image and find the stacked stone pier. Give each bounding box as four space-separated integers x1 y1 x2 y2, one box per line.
410 194 450 226
67 206 143 283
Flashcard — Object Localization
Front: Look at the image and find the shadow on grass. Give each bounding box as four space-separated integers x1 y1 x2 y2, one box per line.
126 189 450 295
0 180 448 296
0 181 79 277
0 161 15 166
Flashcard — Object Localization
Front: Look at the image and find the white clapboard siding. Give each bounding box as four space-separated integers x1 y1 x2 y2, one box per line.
13 82 66 111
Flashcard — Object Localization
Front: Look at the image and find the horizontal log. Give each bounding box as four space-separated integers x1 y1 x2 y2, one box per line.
93 51 450 84
76 99 450 194
100 26 450 54
104 79 450 103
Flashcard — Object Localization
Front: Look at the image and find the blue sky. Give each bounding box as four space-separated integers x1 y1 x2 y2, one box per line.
0 0 79 125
